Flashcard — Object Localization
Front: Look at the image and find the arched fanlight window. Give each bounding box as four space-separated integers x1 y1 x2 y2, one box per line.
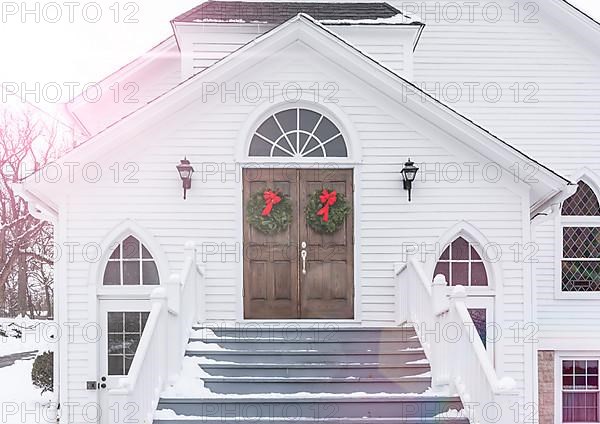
433 237 488 286
102 236 159 285
561 181 600 292
249 108 347 158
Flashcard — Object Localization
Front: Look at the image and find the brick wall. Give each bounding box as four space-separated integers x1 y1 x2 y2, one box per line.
538 350 555 424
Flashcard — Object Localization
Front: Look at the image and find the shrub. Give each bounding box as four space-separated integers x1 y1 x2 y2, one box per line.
31 351 53 393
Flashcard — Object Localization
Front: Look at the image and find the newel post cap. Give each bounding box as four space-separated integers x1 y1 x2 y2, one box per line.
150 287 167 299
449 285 467 299
432 274 448 287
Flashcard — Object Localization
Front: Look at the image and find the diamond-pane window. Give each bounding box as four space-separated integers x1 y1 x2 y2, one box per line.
562 181 600 216
433 237 488 287
249 108 347 158
561 181 600 292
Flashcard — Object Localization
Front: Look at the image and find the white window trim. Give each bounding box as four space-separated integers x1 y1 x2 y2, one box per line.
236 99 362 164
554 351 600 424
555 207 600 301
555 172 600 299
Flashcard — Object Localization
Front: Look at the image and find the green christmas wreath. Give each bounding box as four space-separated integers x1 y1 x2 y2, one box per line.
305 188 351 234
247 189 293 235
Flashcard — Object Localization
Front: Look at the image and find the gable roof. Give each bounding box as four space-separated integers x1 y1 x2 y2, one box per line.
21 13 572 216
174 1 416 24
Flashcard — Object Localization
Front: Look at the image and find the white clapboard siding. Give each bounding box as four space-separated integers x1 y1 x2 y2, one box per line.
175 22 415 79
391 0 600 359
534 218 600 349
58 41 530 418
391 0 600 177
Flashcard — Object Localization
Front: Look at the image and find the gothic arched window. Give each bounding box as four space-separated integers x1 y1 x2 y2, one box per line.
562 181 600 292
102 236 159 286
433 237 488 287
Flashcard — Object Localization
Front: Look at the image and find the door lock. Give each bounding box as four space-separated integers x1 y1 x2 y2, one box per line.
300 242 307 274
87 376 107 390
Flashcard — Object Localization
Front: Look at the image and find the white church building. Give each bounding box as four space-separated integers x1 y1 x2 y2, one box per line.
18 1 600 423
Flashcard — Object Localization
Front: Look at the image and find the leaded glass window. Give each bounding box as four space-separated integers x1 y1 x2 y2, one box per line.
563 182 600 216
562 181 600 292
249 108 347 158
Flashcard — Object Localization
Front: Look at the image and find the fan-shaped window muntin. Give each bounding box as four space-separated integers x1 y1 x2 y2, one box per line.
249 108 348 158
561 181 600 292
433 237 489 287
102 235 159 286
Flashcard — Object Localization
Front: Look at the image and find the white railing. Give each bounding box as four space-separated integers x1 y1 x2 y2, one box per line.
107 242 204 424
396 259 519 424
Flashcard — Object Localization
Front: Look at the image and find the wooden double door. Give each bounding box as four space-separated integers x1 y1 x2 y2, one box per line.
243 168 354 319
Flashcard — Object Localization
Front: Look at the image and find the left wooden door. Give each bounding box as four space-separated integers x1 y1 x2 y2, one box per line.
243 168 300 319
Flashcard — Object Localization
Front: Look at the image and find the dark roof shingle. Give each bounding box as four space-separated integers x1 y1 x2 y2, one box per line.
174 1 408 24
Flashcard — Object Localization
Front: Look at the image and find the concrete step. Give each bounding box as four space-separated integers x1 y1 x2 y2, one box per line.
192 326 417 342
156 325 468 423
155 417 469 424
188 339 422 352
198 362 430 378
201 376 431 394
185 350 427 365
156 396 465 419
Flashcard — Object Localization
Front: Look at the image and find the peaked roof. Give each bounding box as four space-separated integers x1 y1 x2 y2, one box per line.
174 1 415 24
21 13 571 216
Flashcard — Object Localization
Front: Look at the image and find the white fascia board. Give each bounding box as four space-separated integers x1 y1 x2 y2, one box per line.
24 14 570 204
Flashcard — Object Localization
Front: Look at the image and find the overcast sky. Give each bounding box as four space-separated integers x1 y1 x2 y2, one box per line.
0 0 598 106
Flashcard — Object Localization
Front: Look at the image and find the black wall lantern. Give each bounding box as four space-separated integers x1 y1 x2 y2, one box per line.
176 157 194 200
401 158 419 202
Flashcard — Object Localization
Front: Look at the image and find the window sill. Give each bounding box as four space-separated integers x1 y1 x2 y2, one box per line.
554 291 600 300
444 287 495 297
97 286 158 300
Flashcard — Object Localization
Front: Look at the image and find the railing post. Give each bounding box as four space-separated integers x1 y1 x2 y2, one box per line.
447 285 468 395
394 262 408 325
166 274 181 383
493 378 519 424
184 241 201 323
427 275 447 392
432 274 449 315
150 288 169 388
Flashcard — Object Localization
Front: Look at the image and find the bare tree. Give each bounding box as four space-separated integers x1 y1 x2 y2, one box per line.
0 107 64 317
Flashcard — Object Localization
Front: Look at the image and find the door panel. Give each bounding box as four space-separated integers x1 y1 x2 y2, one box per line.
243 168 354 319
299 169 354 319
243 168 299 319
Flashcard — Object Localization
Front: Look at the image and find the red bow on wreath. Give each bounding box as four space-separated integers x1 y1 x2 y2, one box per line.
262 190 282 216
316 189 337 222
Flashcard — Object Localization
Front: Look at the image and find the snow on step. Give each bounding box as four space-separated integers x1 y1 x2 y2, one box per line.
155 326 468 423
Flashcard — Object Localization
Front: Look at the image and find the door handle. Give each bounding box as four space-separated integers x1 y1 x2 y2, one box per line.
301 242 307 274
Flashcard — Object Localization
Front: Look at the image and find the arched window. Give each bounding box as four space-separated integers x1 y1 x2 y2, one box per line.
102 236 159 286
562 181 600 216
434 237 488 286
561 181 600 292
249 108 347 158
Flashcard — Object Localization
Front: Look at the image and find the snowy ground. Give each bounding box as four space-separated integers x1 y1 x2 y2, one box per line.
0 317 57 424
